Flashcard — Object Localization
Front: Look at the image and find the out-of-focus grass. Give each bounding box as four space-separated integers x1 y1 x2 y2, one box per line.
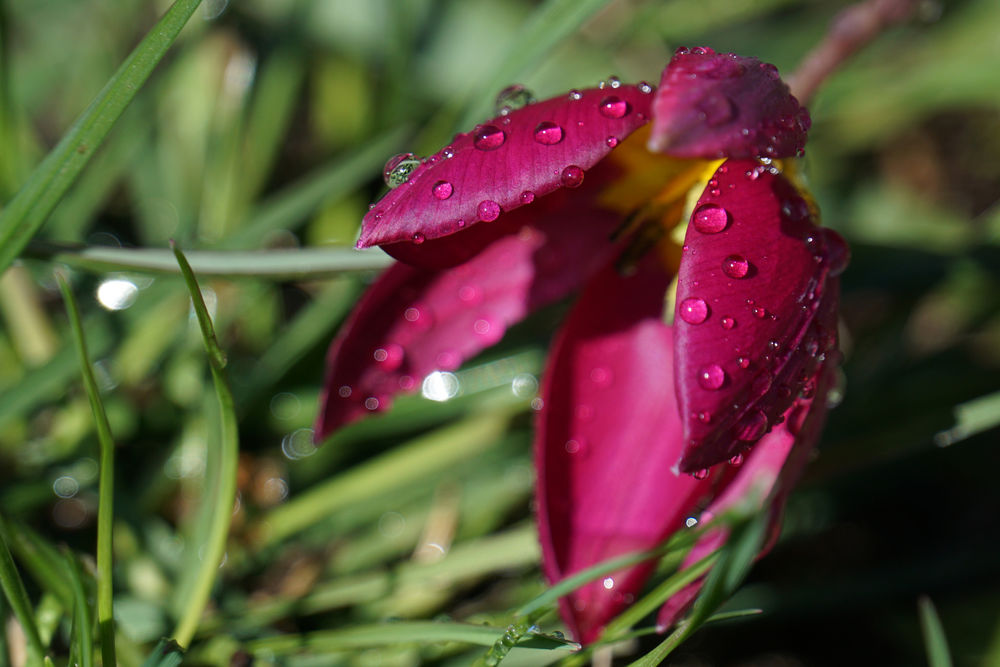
0 0 997 665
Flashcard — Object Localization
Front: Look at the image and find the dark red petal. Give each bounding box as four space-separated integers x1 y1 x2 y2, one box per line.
314 195 622 440
674 159 845 473
648 47 810 160
359 85 653 248
657 319 842 629
535 256 713 644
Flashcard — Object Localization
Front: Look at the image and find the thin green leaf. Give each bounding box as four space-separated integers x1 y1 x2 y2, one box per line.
27 242 392 279
56 273 115 667
0 518 72 608
140 639 184 667
62 552 94 667
0 514 46 665
918 596 954 667
0 0 204 275
169 245 240 648
626 621 693 667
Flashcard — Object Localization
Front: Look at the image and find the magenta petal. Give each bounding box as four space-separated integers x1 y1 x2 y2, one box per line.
359 85 653 248
535 256 713 644
674 159 843 473
314 199 622 440
648 47 809 160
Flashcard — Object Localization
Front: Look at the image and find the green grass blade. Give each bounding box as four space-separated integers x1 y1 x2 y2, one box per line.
0 515 46 665
918 596 954 667
169 244 240 648
56 274 116 667
140 639 184 667
27 243 392 279
62 552 94 667
0 0 203 275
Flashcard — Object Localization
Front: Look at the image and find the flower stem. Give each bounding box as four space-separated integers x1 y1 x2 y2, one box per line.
789 0 918 104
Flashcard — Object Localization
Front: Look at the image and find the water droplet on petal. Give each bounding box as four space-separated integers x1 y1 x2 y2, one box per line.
692 204 730 234
606 135 619 148
722 254 750 278
638 81 653 94
520 190 535 204
751 306 767 319
721 317 736 330
568 89 582 100
693 468 710 480
589 367 612 387
533 121 564 145
431 180 453 200
781 197 810 221
338 385 352 398
458 284 481 304
737 356 750 369
477 200 501 221
697 91 736 126
383 152 421 188
494 84 535 115
729 453 744 466
698 364 726 390
443 147 455 159
697 411 712 423
679 297 709 324
560 165 584 188
373 343 404 371
599 96 629 119
364 396 381 411
473 124 506 151
737 410 768 441
411 232 425 244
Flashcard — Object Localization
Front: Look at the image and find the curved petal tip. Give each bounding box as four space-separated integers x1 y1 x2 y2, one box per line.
648 47 810 160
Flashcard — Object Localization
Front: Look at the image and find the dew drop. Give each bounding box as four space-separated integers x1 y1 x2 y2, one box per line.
679 297 709 324
697 91 736 126
606 135 619 148
383 152 421 188
697 364 726 390
781 197 810 222
458 284 481 304
442 147 455 159
737 410 768 441
638 81 653 94
697 411 712 423
364 396 381 411
473 124 506 151
606 75 622 89
737 356 750 369
692 203 730 234
693 468 710 480
721 317 736 330
751 306 767 319
568 89 583 100
560 165 585 188
599 96 629 119
520 190 535 204
533 121 564 145
494 84 535 115
431 180 453 200
403 307 421 322
722 254 750 278
338 385 352 398
373 343 404 371
477 200 501 221
729 453 744 466
411 232 425 244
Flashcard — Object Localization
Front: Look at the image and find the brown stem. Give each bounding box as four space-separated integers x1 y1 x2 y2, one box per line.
788 0 919 105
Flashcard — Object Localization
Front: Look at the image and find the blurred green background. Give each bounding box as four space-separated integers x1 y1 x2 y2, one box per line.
0 0 998 665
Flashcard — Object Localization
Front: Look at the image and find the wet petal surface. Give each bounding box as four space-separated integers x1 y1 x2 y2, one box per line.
674 159 842 472
359 85 653 248
535 255 713 643
648 47 809 160
315 190 622 439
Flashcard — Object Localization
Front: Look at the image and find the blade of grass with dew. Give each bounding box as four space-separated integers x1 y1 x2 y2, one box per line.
26 243 392 279
0 515 46 666
918 596 954 667
218 127 409 249
254 411 512 548
56 273 116 667
455 0 613 129
169 244 239 648
62 552 94 667
0 0 204 275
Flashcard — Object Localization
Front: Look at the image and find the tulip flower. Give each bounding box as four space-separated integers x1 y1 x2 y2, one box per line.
315 47 848 643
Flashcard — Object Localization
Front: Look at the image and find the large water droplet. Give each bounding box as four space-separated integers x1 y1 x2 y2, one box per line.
692 204 730 234
697 364 726 390
722 254 750 278
599 96 629 119
473 125 506 151
533 121 564 145
383 153 420 188
494 84 535 115
737 410 768 441
697 91 736 126
477 200 501 221
431 180 453 200
560 165 584 188
679 297 709 324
